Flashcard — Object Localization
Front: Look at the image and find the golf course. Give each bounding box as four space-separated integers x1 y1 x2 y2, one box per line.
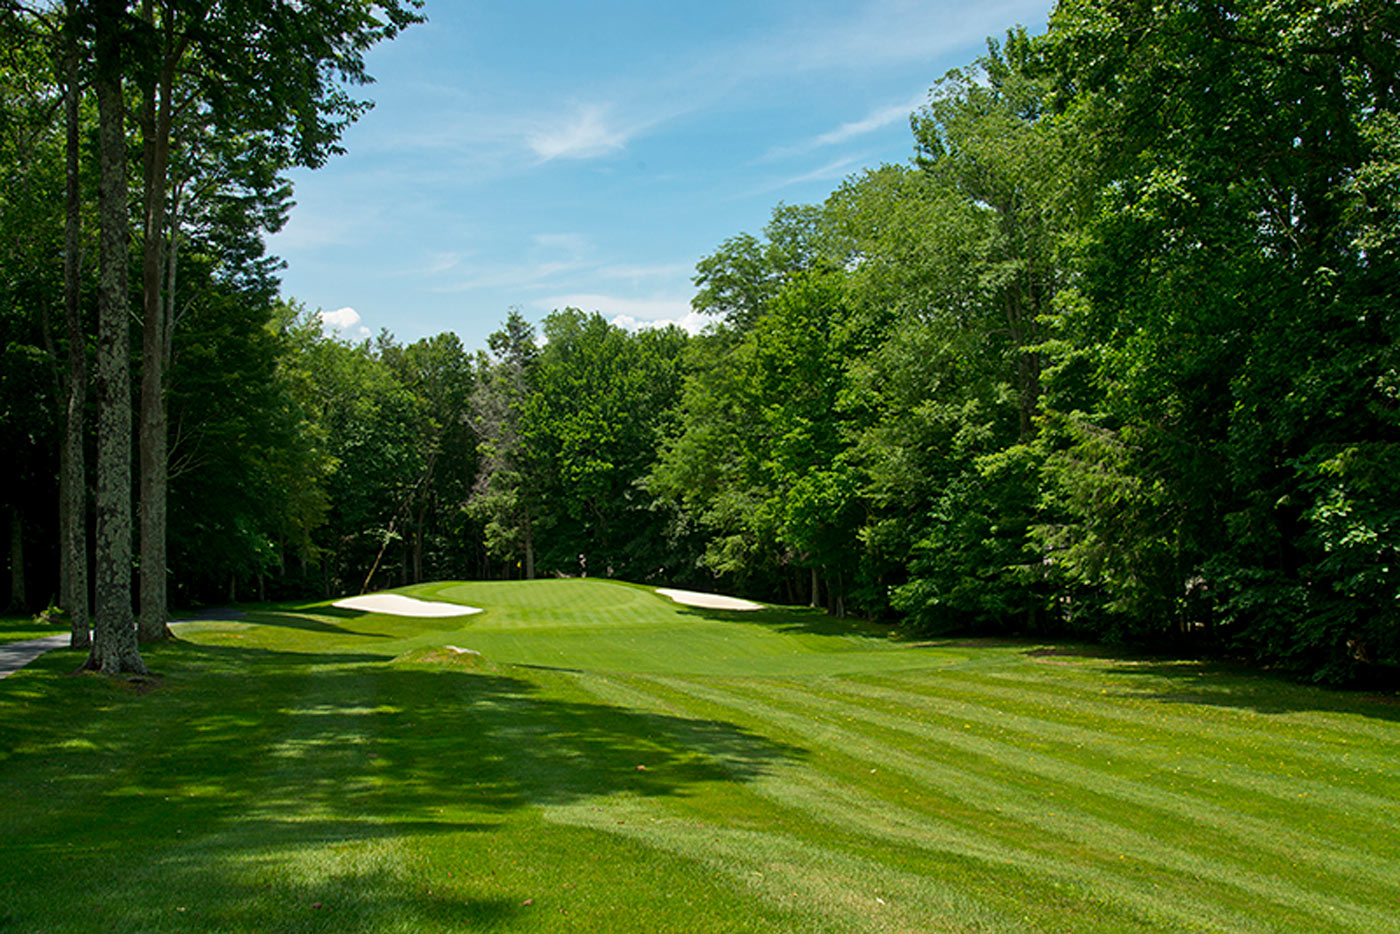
2 578 1397 932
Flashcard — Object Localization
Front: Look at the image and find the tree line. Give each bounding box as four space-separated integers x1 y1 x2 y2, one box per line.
3 0 1396 683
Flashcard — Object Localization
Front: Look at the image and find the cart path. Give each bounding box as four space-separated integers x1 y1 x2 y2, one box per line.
0 634 72 679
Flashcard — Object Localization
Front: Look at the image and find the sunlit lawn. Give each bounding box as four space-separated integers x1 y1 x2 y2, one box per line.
2 579 1397 932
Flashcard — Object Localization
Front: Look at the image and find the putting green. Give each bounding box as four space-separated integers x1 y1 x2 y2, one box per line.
179 578 974 677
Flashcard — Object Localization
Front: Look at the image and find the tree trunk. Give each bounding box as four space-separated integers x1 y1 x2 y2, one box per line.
89 0 147 675
809 566 820 609
138 0 175 643
7 507 24 614
412 515 424 583
523 514 535 579
61 4 90 649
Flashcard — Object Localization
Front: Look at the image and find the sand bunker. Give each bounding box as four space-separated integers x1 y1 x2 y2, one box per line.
655 588 763 611
332 593 483 618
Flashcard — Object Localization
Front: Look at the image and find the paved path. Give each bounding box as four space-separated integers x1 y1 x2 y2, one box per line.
0 634 73 679
0 609 242 680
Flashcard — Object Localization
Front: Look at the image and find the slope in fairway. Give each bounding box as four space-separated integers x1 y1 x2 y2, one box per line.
3 578 1399 933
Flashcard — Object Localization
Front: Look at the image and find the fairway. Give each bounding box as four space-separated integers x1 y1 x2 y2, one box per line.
2 579 1398 932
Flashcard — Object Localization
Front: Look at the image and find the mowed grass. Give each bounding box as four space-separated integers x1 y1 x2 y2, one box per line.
2 579 1398 932
0 614 68 643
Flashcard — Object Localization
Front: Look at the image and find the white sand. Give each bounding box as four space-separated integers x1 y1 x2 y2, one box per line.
333 593 483 618
655 588 763 611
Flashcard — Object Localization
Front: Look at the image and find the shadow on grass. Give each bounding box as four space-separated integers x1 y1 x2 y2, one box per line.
220 608 396 639
0 638 803 930
670 603 892 639
1009 642 1400 723
1102 659 1400 723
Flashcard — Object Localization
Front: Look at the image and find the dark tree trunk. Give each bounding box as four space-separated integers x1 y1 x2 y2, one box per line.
7 507 24 614
138 0 176 643
61 4 90 648
88 0 147 675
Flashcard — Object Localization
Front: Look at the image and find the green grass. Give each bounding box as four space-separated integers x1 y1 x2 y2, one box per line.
2 578 1398 932
0 613 67 643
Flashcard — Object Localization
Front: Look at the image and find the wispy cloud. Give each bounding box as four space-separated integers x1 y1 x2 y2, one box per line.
597 262 694 281
422 251 467 275
815 95 925 146
529 104 631 161
533 232 591 255
430 259 589 294
763 94 925 162
427 232 595 293
749 153 873 196
754 0 1046 73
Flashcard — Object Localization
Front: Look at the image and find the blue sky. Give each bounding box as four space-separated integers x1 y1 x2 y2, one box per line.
268 0 1056 352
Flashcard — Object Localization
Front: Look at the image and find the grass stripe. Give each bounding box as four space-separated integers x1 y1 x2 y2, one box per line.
647 672 1395 933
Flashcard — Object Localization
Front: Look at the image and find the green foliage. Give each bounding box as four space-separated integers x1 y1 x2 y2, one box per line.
484 309 688 580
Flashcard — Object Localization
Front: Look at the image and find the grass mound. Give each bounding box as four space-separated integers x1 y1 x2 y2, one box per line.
2 577 1398 932
393 644 493 670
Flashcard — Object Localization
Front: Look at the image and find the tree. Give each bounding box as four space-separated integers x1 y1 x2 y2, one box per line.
87 0 145 673
470 310 541 579
1042 0 1400 676
518 310 687 579
131 0 425 640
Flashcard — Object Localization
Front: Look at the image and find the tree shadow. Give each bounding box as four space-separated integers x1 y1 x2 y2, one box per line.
200 608 396 639
1012 642 1400 723
0 639 804 929
1102 659 1400 722
670 603 893 639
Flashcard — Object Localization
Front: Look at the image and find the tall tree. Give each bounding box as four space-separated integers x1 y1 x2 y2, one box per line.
131 0 424 640
88 0 145 673
60 0 88 647
470 310 540 579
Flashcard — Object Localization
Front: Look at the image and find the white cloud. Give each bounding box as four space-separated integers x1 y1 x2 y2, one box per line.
534 293 705 333
610 310 711 335
529 104 630 161
320 306 362 330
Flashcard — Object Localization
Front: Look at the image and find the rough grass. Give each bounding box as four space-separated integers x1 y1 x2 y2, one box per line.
2 578 1397 932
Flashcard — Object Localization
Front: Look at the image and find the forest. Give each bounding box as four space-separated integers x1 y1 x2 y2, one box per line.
2 0 1397 683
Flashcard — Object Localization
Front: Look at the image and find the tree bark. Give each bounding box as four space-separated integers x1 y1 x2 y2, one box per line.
138 0 175 643
61 2 90 648
89 0 148 675
809 566 819 609
7 507 24 614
